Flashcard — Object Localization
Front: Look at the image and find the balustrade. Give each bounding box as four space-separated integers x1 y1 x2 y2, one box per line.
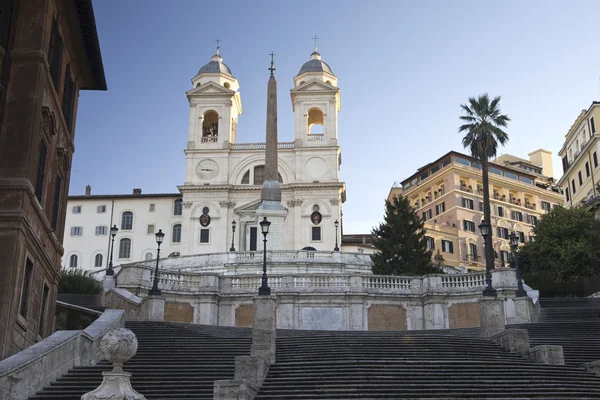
307 134 324 141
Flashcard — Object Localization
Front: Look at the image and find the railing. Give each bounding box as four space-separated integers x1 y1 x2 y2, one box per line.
230 142 294 150
525 202 536 210
460 185 473 193
307 134 324 141
201 136 218 143
140 271 501 296
441 273 485 288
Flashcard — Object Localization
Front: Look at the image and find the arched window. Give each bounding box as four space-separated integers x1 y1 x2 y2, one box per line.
118 238 131 259
145 252 153 261
94 254 103 268
203 111 219 138
69 254 78 268
121 211 133 230
307 108 324 136
252 165 283 185
241 170 250 184
173 199 183 216
172 224 182 243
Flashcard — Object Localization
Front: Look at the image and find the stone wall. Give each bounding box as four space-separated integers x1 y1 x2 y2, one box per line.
368 305 407 331
164 301 194 323
54 301 102 331
448 302 480 329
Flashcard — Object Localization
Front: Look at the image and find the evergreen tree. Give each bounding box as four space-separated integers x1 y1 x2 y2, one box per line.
519 206 600 296
371 194 441 275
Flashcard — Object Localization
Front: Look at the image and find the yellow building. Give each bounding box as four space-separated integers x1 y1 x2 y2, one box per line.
557 101 600 218
389 150 564 272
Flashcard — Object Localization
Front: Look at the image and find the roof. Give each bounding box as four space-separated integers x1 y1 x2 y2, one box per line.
68 193 181 200
73 0 107 90
198 53 234 77
297 51 334 76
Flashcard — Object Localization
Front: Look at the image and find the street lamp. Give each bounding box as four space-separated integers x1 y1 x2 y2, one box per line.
230 220 237 252
106 225 118 276
509 231 527 297
478 220 496 296
148 229 165 296
334 220 340 252
258 217 271 296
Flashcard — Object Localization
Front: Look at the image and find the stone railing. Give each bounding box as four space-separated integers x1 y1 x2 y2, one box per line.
0 309 125 400
137 271 498 297
200 136 218 143
307 134 324 141
230 142 294 150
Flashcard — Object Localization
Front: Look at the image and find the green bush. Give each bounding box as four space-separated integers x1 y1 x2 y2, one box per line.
58 268 102 295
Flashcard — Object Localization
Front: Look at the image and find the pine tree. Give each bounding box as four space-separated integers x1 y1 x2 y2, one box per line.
371 194 441 275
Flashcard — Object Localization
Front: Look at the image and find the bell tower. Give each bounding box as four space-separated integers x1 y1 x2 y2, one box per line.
290 49 340 147
186 47 242 150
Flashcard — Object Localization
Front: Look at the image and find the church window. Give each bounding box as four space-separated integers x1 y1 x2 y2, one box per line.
118 238 131 259
172 224 182 243
145 252 153 261
200 228 210 244
69 254 78 268
224 82 231 89
254 166 265 185
249 227 258 251
241 170 250 184
173 199 183 216
311 226 322 242
94 254 103 268
121 211 133 230
202 111 219 138
307 108 324 136
149 203 155 212
326 80 332 85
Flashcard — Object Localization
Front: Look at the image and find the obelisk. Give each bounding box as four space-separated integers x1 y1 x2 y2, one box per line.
256 52 287 250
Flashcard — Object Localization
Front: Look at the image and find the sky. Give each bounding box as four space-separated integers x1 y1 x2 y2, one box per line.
73 0 600 234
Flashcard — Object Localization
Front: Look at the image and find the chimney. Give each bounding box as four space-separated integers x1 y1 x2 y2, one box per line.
528 149 554 178
85 185 91 196
133 188 142 195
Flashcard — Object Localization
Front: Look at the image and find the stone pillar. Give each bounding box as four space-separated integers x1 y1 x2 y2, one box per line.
102 276 116 307
491 329 530 353
251 296 276 364
478 296 506 337
81 328 146 400
423 299 447 330
523 345 565 365
145 295 165 321
512 297 533 324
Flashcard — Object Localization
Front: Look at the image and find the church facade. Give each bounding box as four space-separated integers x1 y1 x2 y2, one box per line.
63 49 349 271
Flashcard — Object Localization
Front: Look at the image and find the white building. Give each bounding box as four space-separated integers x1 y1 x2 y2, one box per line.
64 48 354 271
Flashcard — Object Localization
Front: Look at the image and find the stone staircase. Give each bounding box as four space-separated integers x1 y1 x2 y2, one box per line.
29 321 252 400
253 329 600 399
511 297 600 366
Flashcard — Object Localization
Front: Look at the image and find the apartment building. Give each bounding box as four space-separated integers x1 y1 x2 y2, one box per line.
389 150 564 271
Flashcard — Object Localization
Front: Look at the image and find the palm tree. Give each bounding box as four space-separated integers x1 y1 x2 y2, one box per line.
459 94 510 296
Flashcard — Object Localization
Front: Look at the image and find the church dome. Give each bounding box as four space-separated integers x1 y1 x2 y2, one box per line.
297 51 334 76
198 52 234 77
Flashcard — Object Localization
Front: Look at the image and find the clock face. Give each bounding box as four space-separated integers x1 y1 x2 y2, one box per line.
196 159 219 180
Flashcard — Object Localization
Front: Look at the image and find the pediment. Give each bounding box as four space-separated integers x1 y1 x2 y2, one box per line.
291 79 338 94
186 81 235 97
234 199 262 214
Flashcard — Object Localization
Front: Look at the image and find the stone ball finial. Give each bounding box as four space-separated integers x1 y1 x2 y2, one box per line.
101 328 138 372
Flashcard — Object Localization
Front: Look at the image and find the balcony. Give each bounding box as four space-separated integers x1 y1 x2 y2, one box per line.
525 202 536 210
201 136 218 143
460 185 473 193
307 134 324 141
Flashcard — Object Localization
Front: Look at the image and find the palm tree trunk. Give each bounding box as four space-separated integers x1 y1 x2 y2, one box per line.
481 157 496 295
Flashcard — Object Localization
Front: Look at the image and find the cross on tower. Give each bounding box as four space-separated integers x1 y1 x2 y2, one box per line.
215 38 220 53
268 52 276 76
312 35 319 51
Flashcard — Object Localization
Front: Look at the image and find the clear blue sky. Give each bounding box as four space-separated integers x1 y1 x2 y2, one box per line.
74 0 600 234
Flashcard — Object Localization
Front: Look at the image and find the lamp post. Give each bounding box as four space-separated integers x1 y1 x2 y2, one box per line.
106 225 118 276
230 220 237 252
509 231 527 297
258 217 271 296
148 229 165 296
478 220 496 296
334 220 340 252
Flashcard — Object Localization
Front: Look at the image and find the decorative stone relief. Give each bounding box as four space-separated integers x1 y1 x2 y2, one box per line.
286 199 303 208
329 199 339 205
81 328 146 400
42 107 57 136
187 141 195 149
182 201 193 209
225 100 233 106
219 201 237 208
301 307 343 330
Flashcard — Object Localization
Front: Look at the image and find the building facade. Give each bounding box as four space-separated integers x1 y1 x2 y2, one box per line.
557 101 600 218
0 0 105 360
64 48 349 271
389 150 564 272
